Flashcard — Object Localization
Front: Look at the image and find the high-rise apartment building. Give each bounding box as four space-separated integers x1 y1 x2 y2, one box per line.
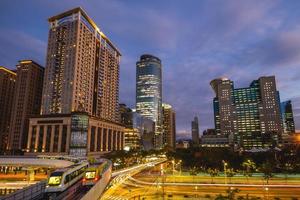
211 76 283 149
281 100 295 134
162 103 176 150
136 54 163 149
191 116 200 146
8 60 44 153
41 7 121 123
0 67 16 153
26 8 124 157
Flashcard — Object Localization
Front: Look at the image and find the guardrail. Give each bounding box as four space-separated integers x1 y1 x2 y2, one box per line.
0 181 46 200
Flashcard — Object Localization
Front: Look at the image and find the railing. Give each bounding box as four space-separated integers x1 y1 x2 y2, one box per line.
0 181 46 200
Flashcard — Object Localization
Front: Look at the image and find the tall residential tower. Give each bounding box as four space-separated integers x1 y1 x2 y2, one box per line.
0 67 16 153
26 7 124 157
41 7 121 123
136 54 163 149
8 60 44 153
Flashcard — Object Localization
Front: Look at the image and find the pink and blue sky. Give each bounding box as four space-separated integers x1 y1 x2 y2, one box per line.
1 0 300 139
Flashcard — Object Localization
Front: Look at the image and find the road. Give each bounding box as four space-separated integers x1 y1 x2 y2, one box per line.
101 159 167 200
102 184 300 200
101 163 300 200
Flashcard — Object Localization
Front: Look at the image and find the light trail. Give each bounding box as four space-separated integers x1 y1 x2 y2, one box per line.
128 176 300 188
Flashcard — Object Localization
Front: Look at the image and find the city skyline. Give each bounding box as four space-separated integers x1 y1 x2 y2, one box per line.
1 1 300 139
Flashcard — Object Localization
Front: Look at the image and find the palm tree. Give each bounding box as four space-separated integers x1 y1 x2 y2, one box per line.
242 159 256 183
261 162 273 184
227 168 236 184
207 168 219 184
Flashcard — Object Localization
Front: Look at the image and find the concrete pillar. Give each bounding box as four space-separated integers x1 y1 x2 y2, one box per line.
114 131 117 151
27 167 35 182
100 128 103 151
27 125 33 152
57 125 63 152
34 126 40 151
110 129 114 151
115 131 119 150
66 125 71 153
50 125 55 152
118 131 122 150
42 126 47 152
121 132 124 150
94 126 98 152
105 129 109 151
87 126 91 152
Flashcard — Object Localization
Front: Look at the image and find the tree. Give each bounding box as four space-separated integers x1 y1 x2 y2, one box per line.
242 159 256 183
226 168 236 184
261 162 273 184
226 188 240 200
207 168 219 183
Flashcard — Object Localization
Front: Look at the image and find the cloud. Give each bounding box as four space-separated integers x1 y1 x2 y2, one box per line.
0 29 46 67
1 0 300 138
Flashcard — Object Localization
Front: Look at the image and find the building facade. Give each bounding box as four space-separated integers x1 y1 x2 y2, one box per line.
0 67 16 153
211 76 283 149
26 112 124 156
200 135 229 148
162 103 176 150
136 54 163 149
8 60 44 153
120 104 155 151
41 7 121 123
191 116 200 146
281 100 295 134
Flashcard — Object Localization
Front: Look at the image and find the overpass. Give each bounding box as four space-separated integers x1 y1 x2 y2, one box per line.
0 157 74 168
0 157 74 182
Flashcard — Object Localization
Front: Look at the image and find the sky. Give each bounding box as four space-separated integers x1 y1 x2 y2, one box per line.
1 0 300 139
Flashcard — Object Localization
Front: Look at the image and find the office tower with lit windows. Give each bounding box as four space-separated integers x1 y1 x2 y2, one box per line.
211 76 283 149
26 8 124 157
281 100 295 134
119 104 155 151
191 116 200 146
0 67 16 153
8 60 44 153
162 103 176 150
136 54 163 149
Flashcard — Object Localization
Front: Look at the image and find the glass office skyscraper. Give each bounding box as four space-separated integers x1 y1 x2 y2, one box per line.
136 54 163 149
211 76 283 149
281 100 295 134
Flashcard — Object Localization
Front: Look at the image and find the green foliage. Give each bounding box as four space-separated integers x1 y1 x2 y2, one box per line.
174 145 300 174
261 161 273 184
207 168 219 183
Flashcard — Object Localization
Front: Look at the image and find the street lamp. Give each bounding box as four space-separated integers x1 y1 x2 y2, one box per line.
160 164 165 200
265 187 269 200
179 160 182 175
172 160 175 175
223 160 228 185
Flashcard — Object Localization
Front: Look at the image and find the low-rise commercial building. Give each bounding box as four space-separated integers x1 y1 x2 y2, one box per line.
26 112 124 157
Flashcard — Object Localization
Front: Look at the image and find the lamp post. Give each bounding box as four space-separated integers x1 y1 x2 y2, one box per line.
223 160 228 185
160 164 165 200
172 160 175 175
179 160 182 175
265 187 269 200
